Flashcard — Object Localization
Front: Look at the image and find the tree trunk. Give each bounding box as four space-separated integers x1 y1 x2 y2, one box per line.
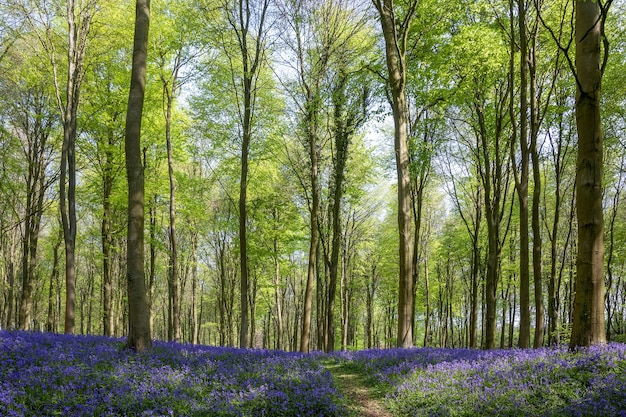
469 193 482 348
58 0 94 335
18 95 50 330
569 0 608 348
148 194 157 338
102 129 115 336
301 119 320 352
547 95 572 346
164 82 180 342
124 0 152 352
366 263 377 349
191 230 199 345
227 0 270 350
423 250 431 347
529 34 544 348
373 0 416 348
46 234 62 332
272 233 283 350
510 0 531 349
477 88 509 350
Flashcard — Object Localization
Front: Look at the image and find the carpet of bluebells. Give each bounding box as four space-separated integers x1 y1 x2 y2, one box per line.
333 344 626 416
0 331 344 416
3 331 626 416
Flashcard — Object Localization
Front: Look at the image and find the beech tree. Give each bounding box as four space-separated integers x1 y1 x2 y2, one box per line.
372 0 417 349
124 0 152 352
569 0 613 348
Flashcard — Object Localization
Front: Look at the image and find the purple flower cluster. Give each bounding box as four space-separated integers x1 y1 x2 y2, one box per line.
0 331 344 416
338 344 626 416
331 347 513 385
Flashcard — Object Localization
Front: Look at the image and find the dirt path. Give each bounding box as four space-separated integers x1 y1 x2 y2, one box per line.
325 362 393 417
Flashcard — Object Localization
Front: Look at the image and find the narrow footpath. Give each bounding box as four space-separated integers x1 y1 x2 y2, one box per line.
324 361 393 417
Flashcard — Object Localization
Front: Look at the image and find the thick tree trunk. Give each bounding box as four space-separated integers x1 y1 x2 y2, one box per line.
570 0 607 348
124 0 152 352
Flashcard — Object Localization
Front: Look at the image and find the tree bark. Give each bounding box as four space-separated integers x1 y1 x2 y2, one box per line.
124 0 152 352
510 0 531 349
529 31 544 348
163 75 180 342
55 0 95 335
569 0 609 348
46 232 62 332
373 0 416 348
191 229 199 345
102 129 115 336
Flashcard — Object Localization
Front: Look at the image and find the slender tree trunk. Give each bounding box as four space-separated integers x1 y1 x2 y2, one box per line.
57 0 94 335
366 264 377 349
469 194 481 348
191 230 199 345
164 85 180 342
19 147 46 330
547 97 571 345
510 0 531 349
239 100 250 348
124 0 152 352
569 0 608 348
46 233 62 332
148 194 157 338
373 0 416 348
529 35 544 348
226 0 270 349
423 251 431 347
272 234 283 350
102 130 115 336
301 120 319 353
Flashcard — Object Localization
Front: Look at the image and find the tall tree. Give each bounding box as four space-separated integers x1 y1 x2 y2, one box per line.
15 0 97 334
278 0 337 353
509 0 532 349
569 0 613 348
124 0 152 352
325 68 370 352
16 88 56 330
220 0 272 349
0 46 57 330
153 0 198 342
372 0 417 348
55 0 97 334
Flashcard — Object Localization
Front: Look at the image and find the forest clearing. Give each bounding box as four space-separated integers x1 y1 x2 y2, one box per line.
2 330 626 416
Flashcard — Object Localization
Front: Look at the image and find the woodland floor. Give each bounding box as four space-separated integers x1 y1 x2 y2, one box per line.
324 360 393 417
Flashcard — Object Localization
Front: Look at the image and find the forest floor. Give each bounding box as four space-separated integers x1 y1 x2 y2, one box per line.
324 360 393 417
